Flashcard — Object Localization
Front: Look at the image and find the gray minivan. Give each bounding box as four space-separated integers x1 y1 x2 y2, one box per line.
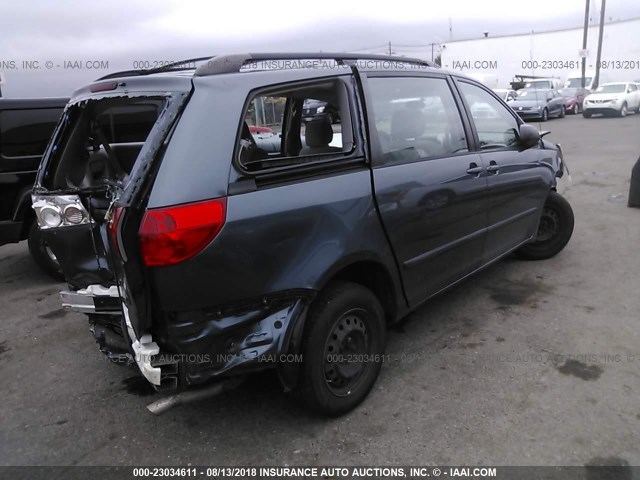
32 53 573 415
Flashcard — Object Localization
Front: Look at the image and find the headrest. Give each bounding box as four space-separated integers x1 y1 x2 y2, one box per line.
305 119 333 148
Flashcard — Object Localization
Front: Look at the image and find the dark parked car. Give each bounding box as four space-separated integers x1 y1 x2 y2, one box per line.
32 53 573 415
558 87 588 115
302 98 340 123
0 97 68 278
509 88 566 121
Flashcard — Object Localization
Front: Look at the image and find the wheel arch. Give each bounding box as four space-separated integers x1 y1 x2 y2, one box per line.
14 187 36 240
319 258 403 324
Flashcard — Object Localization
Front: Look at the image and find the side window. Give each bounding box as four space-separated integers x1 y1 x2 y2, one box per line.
0 108 63 158
629 84 637 92
237 78 354 172
367 77 468 165
458 82 519 150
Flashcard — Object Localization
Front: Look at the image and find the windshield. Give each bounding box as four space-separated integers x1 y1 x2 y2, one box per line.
524 81 550 88
559 88 577 96
303 98 325 107
566 77 592 88
516 89 546 98
596 84 626 93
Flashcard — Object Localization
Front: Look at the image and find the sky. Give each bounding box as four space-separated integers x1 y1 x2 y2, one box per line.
1 0 639 97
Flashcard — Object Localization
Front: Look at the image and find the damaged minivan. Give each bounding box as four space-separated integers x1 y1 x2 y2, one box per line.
33 53 573 415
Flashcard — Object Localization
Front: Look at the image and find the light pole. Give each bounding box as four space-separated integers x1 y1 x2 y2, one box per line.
581 0 590 90
593 0 606 90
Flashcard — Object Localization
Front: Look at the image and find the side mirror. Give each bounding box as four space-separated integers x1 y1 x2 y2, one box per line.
518 124 541 149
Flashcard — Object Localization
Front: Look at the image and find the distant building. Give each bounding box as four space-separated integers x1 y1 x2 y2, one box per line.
438 17 640 88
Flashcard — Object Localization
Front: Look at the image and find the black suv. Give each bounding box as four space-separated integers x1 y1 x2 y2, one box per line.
0 98 68 278
33 53 573 415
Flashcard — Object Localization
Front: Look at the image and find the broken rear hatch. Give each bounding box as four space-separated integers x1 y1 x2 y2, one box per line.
32 76 192 331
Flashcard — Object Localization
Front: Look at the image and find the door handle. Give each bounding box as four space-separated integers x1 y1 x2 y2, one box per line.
466 163 484 175
486 161 500 174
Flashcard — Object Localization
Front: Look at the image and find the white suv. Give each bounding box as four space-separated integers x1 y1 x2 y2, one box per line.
583 82 640 118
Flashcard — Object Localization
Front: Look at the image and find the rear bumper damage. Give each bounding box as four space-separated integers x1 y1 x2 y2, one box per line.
60 283 313 391
159 294 313 389
60 284 120 314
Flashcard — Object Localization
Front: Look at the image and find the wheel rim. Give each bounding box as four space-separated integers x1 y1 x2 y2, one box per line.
543 109 548 121
323 309 370 397
574 104 579 114
621 105 627 116
535 206 561 243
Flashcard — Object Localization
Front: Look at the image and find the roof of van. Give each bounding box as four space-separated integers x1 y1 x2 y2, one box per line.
96 53 441 81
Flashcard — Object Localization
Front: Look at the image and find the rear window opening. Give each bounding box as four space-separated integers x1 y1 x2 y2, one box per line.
42 97 165 191
236 78 355 173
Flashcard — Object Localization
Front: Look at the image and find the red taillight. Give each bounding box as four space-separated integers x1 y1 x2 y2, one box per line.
108 205 126 258
139 198 227 267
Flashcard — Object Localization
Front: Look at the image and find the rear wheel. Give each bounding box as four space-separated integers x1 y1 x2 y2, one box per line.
515 191 574 261
28 221 64 281
295 281 386 416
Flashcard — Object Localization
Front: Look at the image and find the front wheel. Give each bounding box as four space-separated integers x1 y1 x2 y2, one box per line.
573 103 580 115
583 111 592 118
559 106 566 118
515 191 574 261
541 108 549 122
619 102 627 117
295 281 386 416
28 221 64 281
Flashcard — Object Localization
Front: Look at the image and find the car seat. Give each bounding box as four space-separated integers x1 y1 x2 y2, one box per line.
299 119 342 156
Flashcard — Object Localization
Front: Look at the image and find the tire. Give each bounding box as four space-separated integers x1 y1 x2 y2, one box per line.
582 111 591 118
28 221 64 281
559 106 566 118
515 191 574 261
619 102 627 117
573 103 579 115
295 281 386 416
541 108 548 122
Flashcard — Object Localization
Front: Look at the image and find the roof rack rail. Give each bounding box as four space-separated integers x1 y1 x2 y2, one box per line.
96 56 215 81
193 52 436 76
